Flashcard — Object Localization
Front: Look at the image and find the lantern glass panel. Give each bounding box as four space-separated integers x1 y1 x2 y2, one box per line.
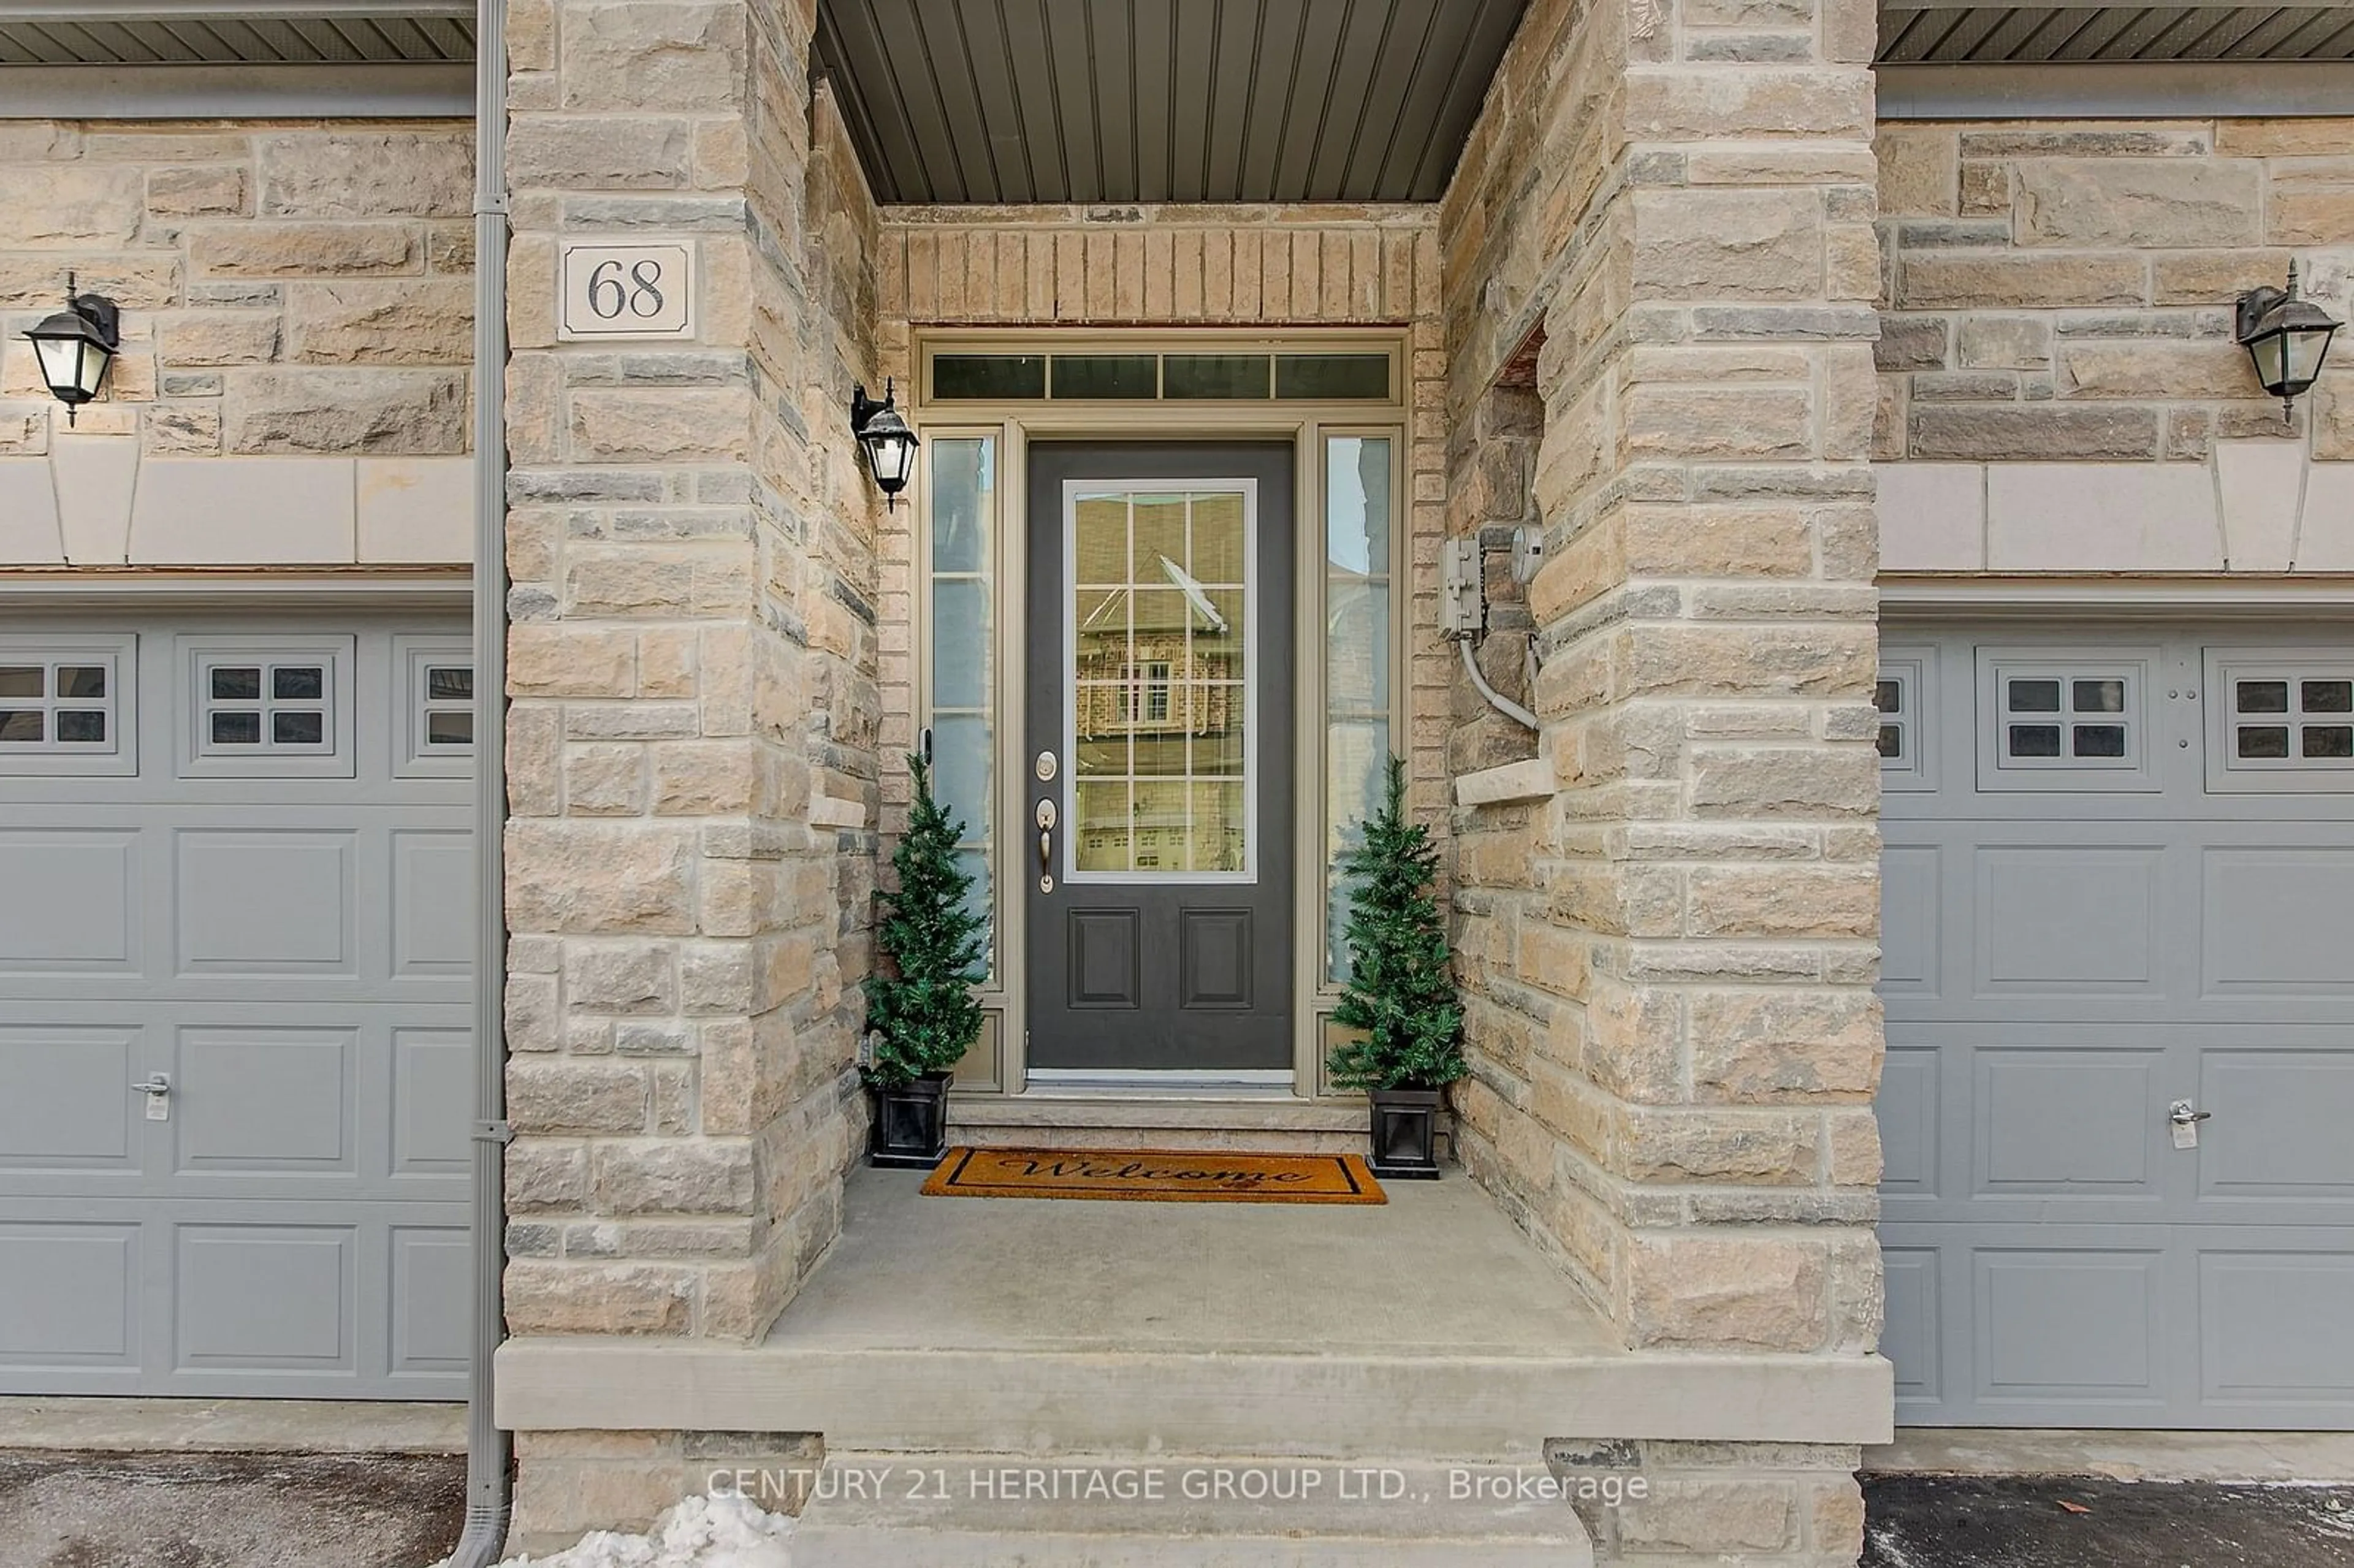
32 334 97 398
867 430 916 488
2250 330 2287 393
2285 326 2333 387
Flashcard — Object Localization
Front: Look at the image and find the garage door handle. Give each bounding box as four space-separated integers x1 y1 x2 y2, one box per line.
2167 1099 2211 1125
131 1075 171 1097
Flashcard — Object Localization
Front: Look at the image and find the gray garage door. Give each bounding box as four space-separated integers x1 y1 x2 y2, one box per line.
1878 621 2354 1428
0 614 475 1398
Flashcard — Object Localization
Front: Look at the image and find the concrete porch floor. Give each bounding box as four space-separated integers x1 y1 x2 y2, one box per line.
495 1163 1894 1460
769 1163 1615 1357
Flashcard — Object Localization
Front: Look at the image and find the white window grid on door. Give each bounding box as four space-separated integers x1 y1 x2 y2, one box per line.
1975 647 2158 792
394 635 476 778
0 633 136 777
1062 478 1258 885
180 634 356 779
2205 648 2354 793
1877 649 1935 792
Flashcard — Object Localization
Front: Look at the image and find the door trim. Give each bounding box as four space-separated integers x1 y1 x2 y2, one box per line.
912 329 1411 1103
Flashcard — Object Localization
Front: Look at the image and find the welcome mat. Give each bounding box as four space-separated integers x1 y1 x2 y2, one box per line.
920 1146 1387 1205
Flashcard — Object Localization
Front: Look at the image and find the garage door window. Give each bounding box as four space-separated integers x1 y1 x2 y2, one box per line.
1878 650 1935 791
0 635 134 775
1978 649 2156 791
396 637 474 777
181 636 354 778
2207 650 2354 790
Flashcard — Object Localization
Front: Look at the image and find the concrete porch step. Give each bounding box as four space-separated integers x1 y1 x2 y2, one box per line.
947 1092 1436 1156
789 1453 1594 1567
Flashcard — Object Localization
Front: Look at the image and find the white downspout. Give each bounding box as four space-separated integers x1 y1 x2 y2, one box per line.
448 0 512 1562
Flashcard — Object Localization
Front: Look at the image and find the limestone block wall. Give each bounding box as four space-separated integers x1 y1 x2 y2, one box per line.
1439 0 1886 1460
1876 117 2354 573
498 0 880 1350
864 203 1456 856
0 118 476 566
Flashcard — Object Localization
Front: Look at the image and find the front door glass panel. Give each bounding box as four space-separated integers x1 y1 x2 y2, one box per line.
1068 485 1253 880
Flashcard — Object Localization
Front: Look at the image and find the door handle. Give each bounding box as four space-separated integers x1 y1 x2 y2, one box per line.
2168 1099 2212 1125
132 1073 171 1122
1035 797 1056 888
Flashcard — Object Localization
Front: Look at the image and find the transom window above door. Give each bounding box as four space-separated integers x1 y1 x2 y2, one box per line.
926 346 1398 405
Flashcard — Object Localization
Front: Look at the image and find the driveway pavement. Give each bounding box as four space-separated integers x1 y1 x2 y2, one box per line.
0 1450 465 1568
1865 1475 2354 1567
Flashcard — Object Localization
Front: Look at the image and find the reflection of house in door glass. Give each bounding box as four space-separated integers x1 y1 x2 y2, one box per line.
1072 490 1249 875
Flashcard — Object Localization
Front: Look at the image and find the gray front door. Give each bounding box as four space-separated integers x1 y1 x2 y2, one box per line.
0 614 474 1398
1024 443 1295 1075
1878 622 2354 1428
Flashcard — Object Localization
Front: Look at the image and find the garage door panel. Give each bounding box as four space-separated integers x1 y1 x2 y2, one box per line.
1978 1048 2164 1197
0 831 139 973
176 829 356 975
390 830 474 978
173 1026 357 1175
1976 1246 2168 1406
389 1226 471 1376
2203 847 2354 995
1973 844 2166 994
1883 1246 1944 1406
390 1029 473 1176
2199 1244 2354 1404
0 1027 142 1172
177 1223 356 1372
1879 843 1942 995
0 1223 139 1365
2198 1047 2354 1201
1876 1045 1941 1197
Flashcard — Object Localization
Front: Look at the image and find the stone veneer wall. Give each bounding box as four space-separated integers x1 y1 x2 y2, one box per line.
498 0 880 1377
1441 0 1884 1558
1874 117 2354 576
0 118 474 459
0 118 478 567
1876 117 2354 463
863 205 1457 877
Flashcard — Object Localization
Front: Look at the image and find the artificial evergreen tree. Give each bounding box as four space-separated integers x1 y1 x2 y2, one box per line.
1327 754 1466 1092
865 753 988 1090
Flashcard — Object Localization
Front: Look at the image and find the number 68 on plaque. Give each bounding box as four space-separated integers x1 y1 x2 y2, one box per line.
559 242 696 341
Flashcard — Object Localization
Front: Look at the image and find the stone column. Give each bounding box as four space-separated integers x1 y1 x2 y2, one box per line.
1446 0 1884 1558
498 0 875 1347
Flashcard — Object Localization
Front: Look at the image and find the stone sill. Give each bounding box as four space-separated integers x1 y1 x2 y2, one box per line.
1453 756 1552 808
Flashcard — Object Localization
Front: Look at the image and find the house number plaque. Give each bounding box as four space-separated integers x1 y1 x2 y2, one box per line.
558 242 696 341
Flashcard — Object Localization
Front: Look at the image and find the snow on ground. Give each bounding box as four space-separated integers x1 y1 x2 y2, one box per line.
435 1494 794 1568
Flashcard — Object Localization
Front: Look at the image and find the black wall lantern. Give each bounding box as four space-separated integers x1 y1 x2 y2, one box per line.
851 379 918 508
23 274 121 425
2236 261 2341 414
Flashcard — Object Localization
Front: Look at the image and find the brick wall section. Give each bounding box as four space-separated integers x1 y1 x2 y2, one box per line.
0 118 473 458
1441 3 1884 1550
499 0 879 1345
864 204 1457 864
1876 118 2354 463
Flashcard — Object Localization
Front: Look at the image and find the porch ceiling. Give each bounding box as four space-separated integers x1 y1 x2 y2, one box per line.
1878 1 2354 63
813 0 1529 205
0 2 474 65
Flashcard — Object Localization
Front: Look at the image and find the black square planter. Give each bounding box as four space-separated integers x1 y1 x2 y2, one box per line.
869 1071 951 1169
1368 1087 1444 1180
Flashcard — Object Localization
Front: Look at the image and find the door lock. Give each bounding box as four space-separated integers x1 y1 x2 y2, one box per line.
132 1072 172 1122
2168 1098 2212 1149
